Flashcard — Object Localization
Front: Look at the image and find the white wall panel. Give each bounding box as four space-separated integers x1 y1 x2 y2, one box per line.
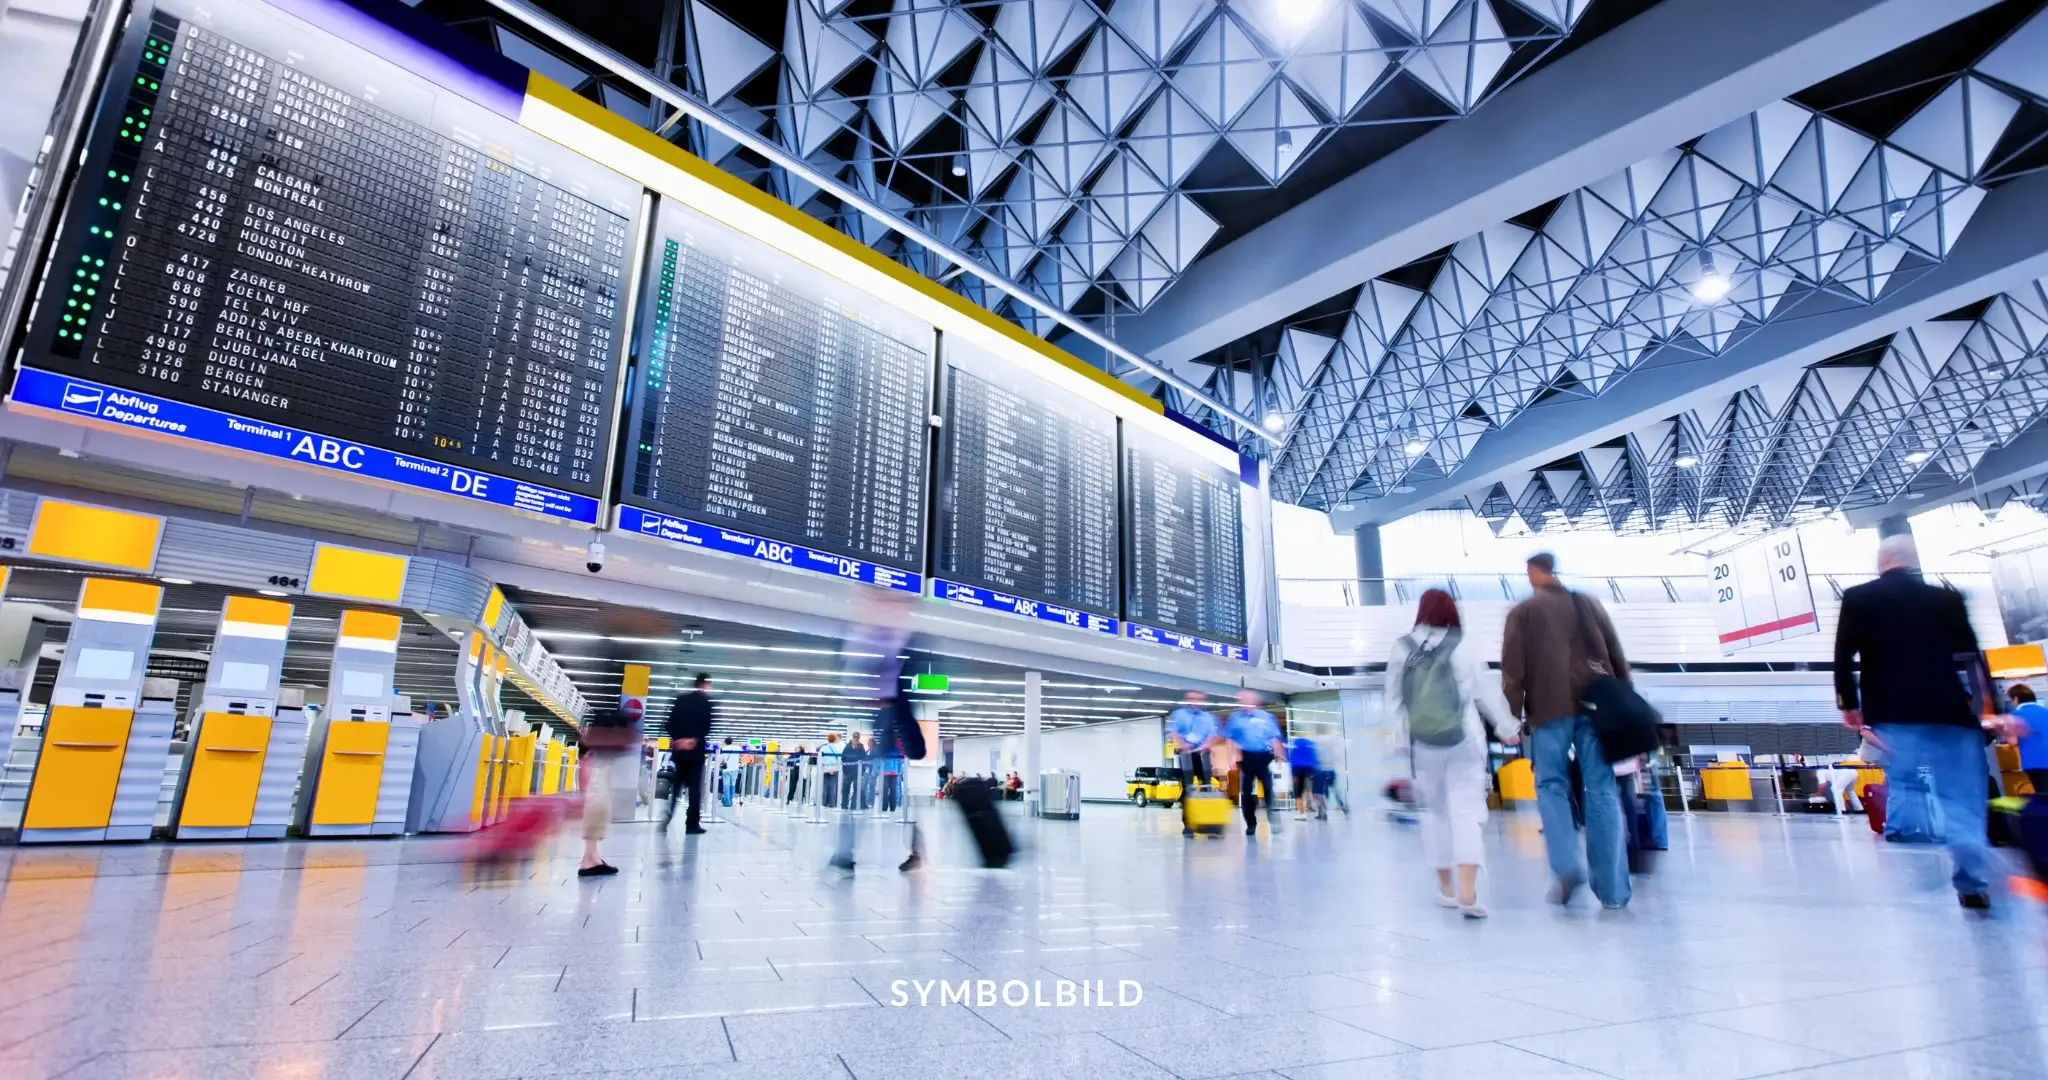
951 715 1167 801
1283 584 2006 670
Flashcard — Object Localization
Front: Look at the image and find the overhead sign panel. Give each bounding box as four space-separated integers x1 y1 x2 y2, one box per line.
935 338 1120 626
1709 531 1818 653
11 0 640 524
618 197 932 576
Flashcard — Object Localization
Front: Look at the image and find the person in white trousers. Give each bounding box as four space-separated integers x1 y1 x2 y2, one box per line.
1388 588 1519 917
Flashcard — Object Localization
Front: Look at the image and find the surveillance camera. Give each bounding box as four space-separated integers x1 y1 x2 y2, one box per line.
585 537 606 574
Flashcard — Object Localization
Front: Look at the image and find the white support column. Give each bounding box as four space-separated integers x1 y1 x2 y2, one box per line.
1024 670 1042 817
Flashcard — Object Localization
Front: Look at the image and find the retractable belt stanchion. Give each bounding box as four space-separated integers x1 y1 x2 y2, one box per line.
300 610 419 837
20 578 172 844
172 596 305 839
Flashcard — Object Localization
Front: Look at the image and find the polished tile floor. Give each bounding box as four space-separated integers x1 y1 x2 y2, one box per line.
1 799 2044 1080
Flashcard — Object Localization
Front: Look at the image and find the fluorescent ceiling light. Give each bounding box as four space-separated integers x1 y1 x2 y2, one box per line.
1674 455 1700 469
1903 450 1931 464
1403 440 1426 456
159 577 195 586
1262 412 1284 432
1690 273 1733 303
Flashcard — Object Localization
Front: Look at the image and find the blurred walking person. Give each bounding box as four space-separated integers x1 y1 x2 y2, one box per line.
574 699 642 877
1222 691 1286 836
1836 534 2011 911
1504 553 1632 909
1168 692 1218 837
663 674 715 835
831 596 933 872
1288 733 1320 821
1393 589 1518 916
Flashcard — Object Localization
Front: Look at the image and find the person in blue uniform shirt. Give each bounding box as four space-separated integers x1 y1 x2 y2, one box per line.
2009 683 2048 793
1223 691 1286 836
1167 692 1219 837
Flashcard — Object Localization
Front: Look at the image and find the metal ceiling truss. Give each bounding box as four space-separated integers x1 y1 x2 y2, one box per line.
468 2 1592 419
1263 61 2036 507
1465 278 2048 536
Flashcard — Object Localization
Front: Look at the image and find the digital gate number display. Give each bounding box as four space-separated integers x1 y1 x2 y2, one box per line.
11 0 641 523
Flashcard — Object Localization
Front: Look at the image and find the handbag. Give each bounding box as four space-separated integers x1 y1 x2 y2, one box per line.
1570 592 1661 763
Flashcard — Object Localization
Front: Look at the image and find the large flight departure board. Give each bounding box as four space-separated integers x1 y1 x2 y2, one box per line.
1124 425 1248 647
12 0 640 523
935 340 1119 628
619 199 932 576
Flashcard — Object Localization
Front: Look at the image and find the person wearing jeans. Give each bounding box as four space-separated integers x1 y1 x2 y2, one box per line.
1503 552 1633 909
1835 535 2016 910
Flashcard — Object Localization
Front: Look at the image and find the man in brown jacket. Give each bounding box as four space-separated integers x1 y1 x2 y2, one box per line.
1502 553 1632 909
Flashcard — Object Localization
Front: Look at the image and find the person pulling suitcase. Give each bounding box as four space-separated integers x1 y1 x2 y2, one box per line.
1167 692 1219 837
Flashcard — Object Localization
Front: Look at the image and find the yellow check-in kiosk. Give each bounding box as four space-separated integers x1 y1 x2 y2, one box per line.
480 647 515 823
539 734 566 794
171 596 307 840
20 578 174 843
299 609 420 837
500 709 538 807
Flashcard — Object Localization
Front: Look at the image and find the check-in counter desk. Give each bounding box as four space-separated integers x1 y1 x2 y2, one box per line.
298 610 419 837
19 578 175 844
172 596 308 839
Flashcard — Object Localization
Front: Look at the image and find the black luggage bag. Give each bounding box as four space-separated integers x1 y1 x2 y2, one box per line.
951 777 1013 867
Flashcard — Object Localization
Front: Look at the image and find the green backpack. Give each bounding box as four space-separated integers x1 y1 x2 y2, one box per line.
1401 630 1467 746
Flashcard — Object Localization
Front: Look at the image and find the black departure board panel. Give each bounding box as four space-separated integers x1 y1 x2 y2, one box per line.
16 0 640 521
620 198 932 572
936 341 1119 621
1124 425 1248 644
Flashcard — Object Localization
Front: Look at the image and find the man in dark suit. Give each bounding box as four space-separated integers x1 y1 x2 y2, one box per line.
1836 535 1999 910
664 674 715 835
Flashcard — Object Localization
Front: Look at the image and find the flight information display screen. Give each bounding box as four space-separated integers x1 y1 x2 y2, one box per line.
620 198 932 573
14 0 640 521
1124 425 1247 645
935 341 1119 622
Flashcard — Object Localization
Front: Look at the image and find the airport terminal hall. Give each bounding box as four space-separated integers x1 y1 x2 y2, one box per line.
10 0 2048 1077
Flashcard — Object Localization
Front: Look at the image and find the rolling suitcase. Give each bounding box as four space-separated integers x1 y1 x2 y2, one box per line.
1181 786 1233 835
1861 782 1887 834
952 777 1013 867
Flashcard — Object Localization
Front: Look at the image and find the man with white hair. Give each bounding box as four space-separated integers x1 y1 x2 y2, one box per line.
1835 533 1998 911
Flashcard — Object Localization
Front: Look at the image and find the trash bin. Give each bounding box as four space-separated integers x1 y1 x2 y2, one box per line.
1038 769 1080 820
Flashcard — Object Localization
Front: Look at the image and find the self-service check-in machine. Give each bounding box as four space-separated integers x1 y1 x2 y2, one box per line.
172 596 308 840
480 647 515 823
19 578 174 843
407 632 493 834
299 609 419 837
502 709 537 806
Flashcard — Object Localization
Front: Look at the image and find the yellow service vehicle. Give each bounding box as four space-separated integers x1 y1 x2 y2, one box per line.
1126 766 1185 807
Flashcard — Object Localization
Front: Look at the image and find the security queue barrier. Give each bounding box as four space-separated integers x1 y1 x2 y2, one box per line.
19 578 173 844
172 597 305 839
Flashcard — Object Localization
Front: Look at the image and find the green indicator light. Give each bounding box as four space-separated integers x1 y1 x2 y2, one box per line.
141 109 150 116
94 258 104 266
89 273 100 282
111 202 121 211
80 254 90 262
66 300 76 308
75 269 85 277
70 285 79 293
149 82 159 91
61 314 73 324
121 174 131 182
98 198 108 206
137 77 147 86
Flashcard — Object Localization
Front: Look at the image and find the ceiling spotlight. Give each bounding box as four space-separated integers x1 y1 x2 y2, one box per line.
1674 454 1700 469
1276 129 1295 156
1691 253 1732 303
949 154 967 178
159 577 195 586
1275 0 1328 28
1903 450 1931 464
1404 439 1427 456
1262 411 1285 432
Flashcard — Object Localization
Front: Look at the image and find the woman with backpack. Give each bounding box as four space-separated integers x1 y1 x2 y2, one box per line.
1390 589 1518 917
